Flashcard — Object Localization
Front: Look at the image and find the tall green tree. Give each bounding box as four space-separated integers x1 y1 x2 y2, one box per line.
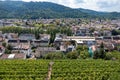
99 42 106 59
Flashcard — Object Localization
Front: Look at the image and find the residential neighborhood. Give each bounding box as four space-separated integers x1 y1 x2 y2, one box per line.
0 18 120 59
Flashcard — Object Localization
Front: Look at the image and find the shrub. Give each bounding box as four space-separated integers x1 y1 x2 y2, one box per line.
67 51 79 59
4 49 11 54
93 50 100 59
105 52 113 60
111 51 120 60
2 42 6 47
80 51 89 59
93 43 106 59
44 52 64 59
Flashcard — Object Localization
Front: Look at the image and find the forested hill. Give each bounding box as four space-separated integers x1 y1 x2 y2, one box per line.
78 8 120 19
0 1 90 19
0 1 120 19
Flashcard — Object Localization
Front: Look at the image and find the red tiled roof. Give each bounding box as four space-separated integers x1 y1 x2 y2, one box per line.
14 53 25 59
0 53 26 59
0 54 9 59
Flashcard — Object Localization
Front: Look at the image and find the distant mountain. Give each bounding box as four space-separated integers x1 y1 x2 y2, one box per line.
78 8 120 19
0 1 120 19
78 8 107 16
0 1 90 19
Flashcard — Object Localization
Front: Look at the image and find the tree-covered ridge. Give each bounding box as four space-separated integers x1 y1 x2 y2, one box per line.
0 1 120 19
0 1 89 19
78 8 120 19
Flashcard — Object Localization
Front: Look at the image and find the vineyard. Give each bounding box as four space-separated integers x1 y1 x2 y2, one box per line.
0 59 120 80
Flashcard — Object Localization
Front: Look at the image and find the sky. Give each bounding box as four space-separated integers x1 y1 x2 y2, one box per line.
1 0 120 12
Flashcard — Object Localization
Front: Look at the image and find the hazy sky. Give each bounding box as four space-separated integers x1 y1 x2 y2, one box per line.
1 0 120 12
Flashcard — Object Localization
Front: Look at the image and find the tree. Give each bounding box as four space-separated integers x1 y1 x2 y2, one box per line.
2 42 6 47
93 50 100 59
80 51 89 59
67 51 79 59
7 44 12 51
76 45 83 54
112 29 120 35
99 42 106 59
44 52 64 59
4 44 12 54
35 32 40 39
25 21 29 26
93 42 106 59
4 49 11 54
105 52 113 60
76 45 88 54
49 31 56 44
89 27 95 33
